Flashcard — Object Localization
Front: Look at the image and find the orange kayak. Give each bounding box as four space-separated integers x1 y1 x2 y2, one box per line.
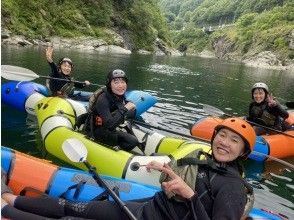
190 112 294 161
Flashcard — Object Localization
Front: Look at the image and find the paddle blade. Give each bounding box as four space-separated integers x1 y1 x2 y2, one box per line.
1 65 39 81
62 138 88 163
202 104 226 117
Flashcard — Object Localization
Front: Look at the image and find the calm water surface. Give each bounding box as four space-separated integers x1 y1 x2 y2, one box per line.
1 45 294 217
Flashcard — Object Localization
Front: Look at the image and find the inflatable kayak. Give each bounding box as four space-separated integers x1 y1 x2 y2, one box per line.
1 146 285 220
1 81 157 117
35 95 214 186
1 146 159 202
190 114 294 161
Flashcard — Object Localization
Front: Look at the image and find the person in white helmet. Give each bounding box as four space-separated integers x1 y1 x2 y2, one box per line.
45 46 91 98
247 82 289 135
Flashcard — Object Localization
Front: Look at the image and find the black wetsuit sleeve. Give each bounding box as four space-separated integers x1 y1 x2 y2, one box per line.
95 95 128 130
48 62 59 77
271 103 289 119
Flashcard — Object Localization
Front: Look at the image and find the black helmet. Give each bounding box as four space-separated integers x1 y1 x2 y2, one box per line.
58 57 73 67
106 69 128 86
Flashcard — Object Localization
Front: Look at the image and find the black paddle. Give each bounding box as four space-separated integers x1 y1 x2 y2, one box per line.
62 138 137 220
285 101 294 109
134 120 208 142
203 104 294 139
1 65 102 87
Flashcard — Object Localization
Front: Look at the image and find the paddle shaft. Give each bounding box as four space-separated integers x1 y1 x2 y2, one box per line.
250 151 294 170
83 161 137 220
285 101 294 109
220 113 294 138
39 75 101 87
134 120 208 142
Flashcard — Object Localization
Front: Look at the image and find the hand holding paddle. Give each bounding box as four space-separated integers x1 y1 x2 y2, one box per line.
1 65 102 87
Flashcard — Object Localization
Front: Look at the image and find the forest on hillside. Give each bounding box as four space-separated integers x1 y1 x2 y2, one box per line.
2 0 294 61
1 0 170 51
159 0 294 61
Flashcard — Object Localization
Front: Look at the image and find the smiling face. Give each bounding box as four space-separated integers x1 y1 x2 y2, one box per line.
253 88 266 103
60 62 72 75
212 128 245 162
110 78 127 96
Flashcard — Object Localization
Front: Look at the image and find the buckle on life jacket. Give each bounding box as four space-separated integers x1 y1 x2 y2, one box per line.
95 116 103 126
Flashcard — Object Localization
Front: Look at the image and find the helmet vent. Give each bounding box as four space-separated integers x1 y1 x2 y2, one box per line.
242 124 246 128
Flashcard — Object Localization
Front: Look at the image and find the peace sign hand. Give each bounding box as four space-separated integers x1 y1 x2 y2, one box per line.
146 161 195 199
267 94 277 107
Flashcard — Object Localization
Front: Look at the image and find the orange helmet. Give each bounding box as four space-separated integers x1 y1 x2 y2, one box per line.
213 118 256 157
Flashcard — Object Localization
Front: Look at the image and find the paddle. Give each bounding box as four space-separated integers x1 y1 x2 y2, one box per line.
285 101 294 109
203 104 294 138
1 65 102 87
62 138 137 220
133 120 208 142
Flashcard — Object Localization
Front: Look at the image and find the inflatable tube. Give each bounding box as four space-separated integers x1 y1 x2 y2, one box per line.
1 81 49 114
1 146 159 202
190 115 294 161
1 81 157 117
35 96 212 186
1 146 284 219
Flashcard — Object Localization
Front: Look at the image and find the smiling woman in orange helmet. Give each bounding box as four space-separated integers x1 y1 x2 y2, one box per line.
2 118 256 220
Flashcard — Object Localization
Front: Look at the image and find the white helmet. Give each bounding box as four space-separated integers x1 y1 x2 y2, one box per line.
252 82 269 93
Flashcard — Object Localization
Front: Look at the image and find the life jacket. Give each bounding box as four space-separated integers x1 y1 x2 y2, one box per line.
159 149 254 219
251 103 276 126
88 87 105 113
75 88 105 138
59 82 75 97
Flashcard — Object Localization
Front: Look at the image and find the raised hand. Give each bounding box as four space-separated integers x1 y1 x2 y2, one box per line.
46 46 54 63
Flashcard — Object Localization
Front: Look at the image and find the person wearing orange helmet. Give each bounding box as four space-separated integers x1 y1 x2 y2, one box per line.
2 118 255 220
248 82 289 135
45 46 91 98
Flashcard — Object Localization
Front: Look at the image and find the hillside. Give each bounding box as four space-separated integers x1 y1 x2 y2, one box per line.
160 0 294 68
1 0 170 52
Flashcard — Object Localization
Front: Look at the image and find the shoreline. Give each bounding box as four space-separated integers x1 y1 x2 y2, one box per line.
2 36 293 72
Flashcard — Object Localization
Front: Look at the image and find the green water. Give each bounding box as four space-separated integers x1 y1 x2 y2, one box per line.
1 45 294 217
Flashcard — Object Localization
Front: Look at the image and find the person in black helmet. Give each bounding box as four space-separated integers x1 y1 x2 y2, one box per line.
45 46 91 97
1 118 256 220
247 82 289 135
89 69 140 151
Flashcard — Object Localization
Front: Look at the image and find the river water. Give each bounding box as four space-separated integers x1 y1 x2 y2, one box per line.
1 45 294 218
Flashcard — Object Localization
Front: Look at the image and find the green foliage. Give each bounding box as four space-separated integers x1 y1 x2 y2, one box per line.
2 0 170 50
159 0 293 59
234 2 294 58
172 26 209 52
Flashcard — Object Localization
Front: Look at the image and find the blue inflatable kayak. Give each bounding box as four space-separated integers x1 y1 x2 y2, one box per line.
0 146 285 219
1 81 157 117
